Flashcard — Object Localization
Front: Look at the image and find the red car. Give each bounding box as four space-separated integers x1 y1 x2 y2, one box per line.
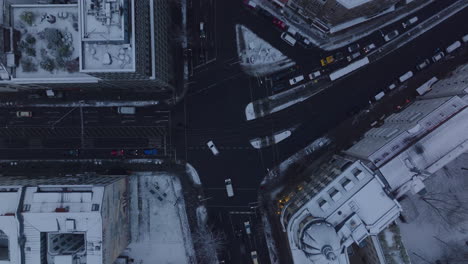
272 18 287 30
111 150 124 156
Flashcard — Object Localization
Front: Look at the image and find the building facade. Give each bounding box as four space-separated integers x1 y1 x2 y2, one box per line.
0 174 129 264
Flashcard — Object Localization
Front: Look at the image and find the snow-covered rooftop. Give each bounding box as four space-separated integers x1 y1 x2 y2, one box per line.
336 0 373 9
0 187 22 264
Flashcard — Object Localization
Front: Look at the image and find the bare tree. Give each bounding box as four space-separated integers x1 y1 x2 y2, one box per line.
192 226 226 264
419 189 468 227
437 239 468 264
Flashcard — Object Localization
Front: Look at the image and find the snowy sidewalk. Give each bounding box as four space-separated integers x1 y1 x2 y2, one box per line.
123 172 196 264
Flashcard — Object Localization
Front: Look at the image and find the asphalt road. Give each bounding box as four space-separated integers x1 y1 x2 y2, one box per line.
176 0 468 263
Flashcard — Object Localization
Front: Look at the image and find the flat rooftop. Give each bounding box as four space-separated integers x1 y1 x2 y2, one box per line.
337 0 372 9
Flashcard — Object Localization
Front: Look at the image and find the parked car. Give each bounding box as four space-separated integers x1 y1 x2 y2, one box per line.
402 16 418 28
416 59 430 70
143 149 158 155
384 30 399 42
272 18 287 30
16 111 32 117
308 70 321 80
346 51 361 62
363 43 376 53
388 83 397 90
374 91 385 101
207 140 219 155
280 32 296 46
320 55 335 66
111 150 124 156
243 0 257 8
244 221 251 234
289 75 304 85
334 52 345 61
431 51 445 62
347 43 360 53
399 71 414 83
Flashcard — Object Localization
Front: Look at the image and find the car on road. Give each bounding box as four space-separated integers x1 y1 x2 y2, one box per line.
199 22 206 39
289 75 304 85
118 106 136 114
463 34 468 43
206 140 219 155
244 221 251 234
280 32 296 46
431 51 445 62
347 43 360 53
111 150 124 157
127 149 139 156
388 83 397 90
257 8 273 19
272 18 287 30
399 71 414 83
416 59 430 70
243 0 257 8
308 70 321 80
334 52 345 62
143 149 158 155
402 16 418 28
251 251 259 264
16 111 32 117
374 91 385 101
363 43 376 53
346 51 361 62
384 30 399 42
225 179 234 197
320 55 335 66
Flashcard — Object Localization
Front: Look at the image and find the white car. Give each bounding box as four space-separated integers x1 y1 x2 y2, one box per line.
206 140 219 155
225 179 234 197
402 16 418 28
280 32 296 46
244 221 251 235
16 111 32 117
431 51 445 62
251 251 259 264
308 70 321 80
289 75 304 85
384 30 399 42
363 43 376 53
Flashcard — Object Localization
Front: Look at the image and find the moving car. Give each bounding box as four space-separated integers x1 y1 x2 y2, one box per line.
431 51 445 62
402 16 418 28
16 111 32 117
363 43 376 53
272 18 287 30
416 59 430 70
289 75 304 85
347 43 360 53
446 41 461 54
225 179 234 197
320 55 335 66
111 150 124 156
374 91 385 101
280 32 296 46
199 22 206 38
244 221 251 234
251 251 259 264
207 140 219 155
65 149 79 157
243 0 257 8
118 107 136 114
384 30 399 42
308 70 321 80
388 83 397 90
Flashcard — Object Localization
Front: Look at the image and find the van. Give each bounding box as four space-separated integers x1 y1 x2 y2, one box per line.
446 41 461 53
225 179 234 197
118 106 136 114
402 16 418 28
399 71 413 83
280 32 296 46
463 34 468 43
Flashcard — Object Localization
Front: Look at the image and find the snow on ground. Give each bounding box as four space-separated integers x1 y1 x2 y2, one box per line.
123 172 196 264
262 137 331 186
235 24 295 76
186 163 202 186
378 226 410 264
261 214 281 264
250 128 293 149
24 100 159 107
396 153 468 264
